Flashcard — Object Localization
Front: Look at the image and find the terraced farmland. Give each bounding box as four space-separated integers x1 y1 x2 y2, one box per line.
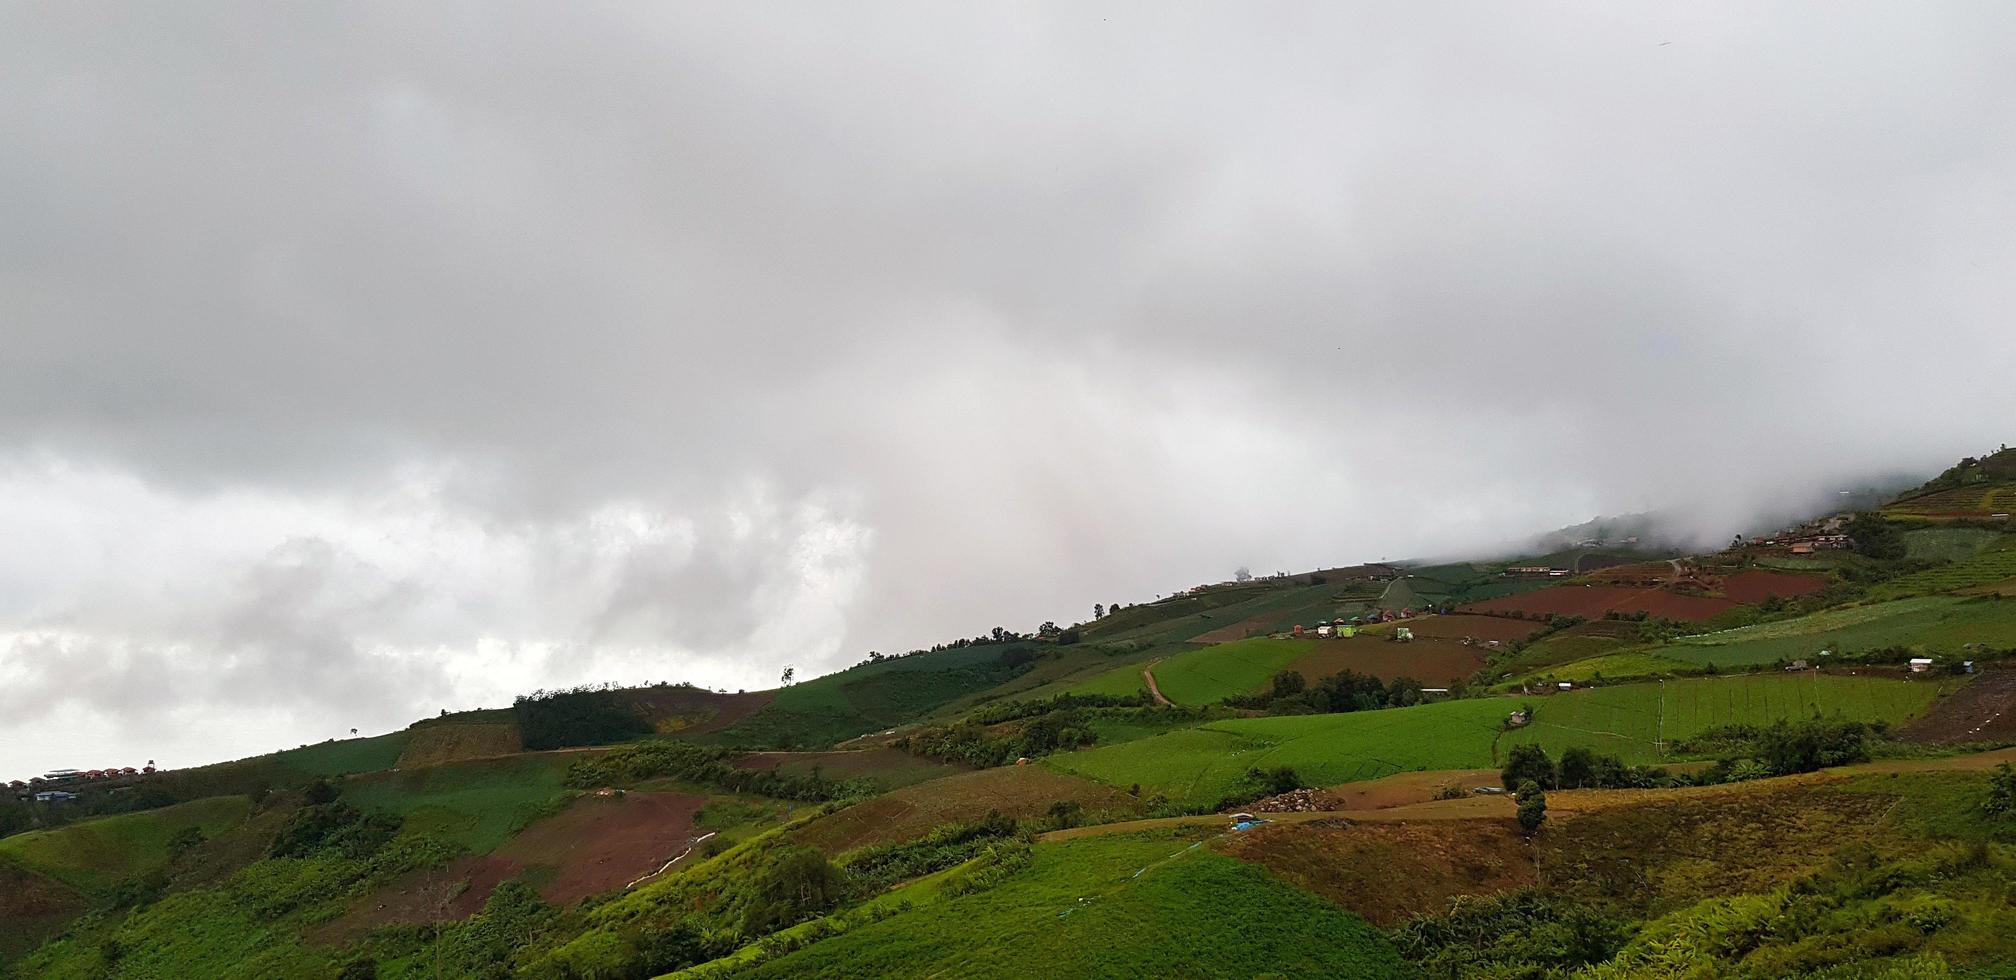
1069 637 1312 704
1667 596 2016 666
1049 673 1955 807
1867 548 2016 601
748 831 1409 979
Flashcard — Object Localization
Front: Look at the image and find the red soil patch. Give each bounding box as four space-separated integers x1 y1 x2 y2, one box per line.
1282 636 1486 686
1217 817 1535 926
1898 671 2016 743
1460 585 1738 623
617 686 773 735
319 791 706 939
1720 570 1828 605
1395 614 1546 643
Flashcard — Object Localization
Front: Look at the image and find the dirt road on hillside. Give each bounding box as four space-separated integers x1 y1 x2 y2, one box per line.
1142 662 1172 706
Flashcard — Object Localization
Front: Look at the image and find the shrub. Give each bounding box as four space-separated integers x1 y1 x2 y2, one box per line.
1502 744 1557 791
1516 781 1547 833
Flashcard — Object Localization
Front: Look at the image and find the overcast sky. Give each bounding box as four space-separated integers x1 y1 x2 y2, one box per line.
4 4 2014 777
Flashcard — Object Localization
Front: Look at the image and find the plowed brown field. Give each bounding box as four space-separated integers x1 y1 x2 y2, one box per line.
1720 570 1828 604
1460 585 1738 623
1280 636 1485 686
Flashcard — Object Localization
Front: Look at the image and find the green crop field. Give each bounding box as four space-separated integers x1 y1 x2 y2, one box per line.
338 753 576 852
1902 527 2003 562
711 645 1035 749
1048 699 1513 807
1867 548 2016 601
1666 596 2016 666
1071 637 1312 705
260 731 412 778
1500 672 1958 762
1050 673 1952 807
0 796 253 893
743 832 1407 979
1507 650 1693 686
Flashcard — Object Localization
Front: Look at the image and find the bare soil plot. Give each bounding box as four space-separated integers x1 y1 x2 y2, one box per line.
1281 635 1486 686
790 765 1142 855
1720 570 1829 604
1321 768 1502 809
1897 670 2016 743
1461 585 1739 623
320 791 706 938
1395 614 1547 643
1217 817 1535 926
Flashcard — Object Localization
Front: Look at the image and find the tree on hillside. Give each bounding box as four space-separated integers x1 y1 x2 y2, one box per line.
1502 744 1557 791
1847 512 1905 561
1558 747 1596 789
1093 603 1104 619
780 666 795 686
1516 781 1547 833
1235 566 1253 582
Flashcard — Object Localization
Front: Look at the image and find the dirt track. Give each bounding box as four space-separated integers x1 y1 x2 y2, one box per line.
1142 662 1172 706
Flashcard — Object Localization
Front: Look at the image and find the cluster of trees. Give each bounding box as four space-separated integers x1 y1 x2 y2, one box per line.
1394 891 1633 978
1673 719 1874 780
268 780 403 860
1501 745 1677 793
965 692 1148 727
564 741 872 802
1215 765 1304 811
514 686 653 751
1229 669 1432 714
1848 512 1905 561
895 709 1098 768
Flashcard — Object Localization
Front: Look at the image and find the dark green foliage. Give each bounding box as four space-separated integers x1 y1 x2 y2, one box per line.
1755 719 1872 775
165 826 207 861
1849 512 1906 560
267 802 402 859
564 739 870 801
967 691 1147 726
742 846 848 934
426 880 563 979
1232 668 1431 715
103 869 170 910
1515 781 1547 833
840 811 1023 890
1394 891 1633 978
1501 744 1557 791
1990 763 2016 818
303 778 339 805
514 686 652 751
1215 766 1305 810
336 958 378 980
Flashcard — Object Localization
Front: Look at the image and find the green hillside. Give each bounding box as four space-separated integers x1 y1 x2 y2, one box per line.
1049 673 1953 807
1068 637 1313 704
1667 596 2016 667
742 832 1408 979
0 796 252 893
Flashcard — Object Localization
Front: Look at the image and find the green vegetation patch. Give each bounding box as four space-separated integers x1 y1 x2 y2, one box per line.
1500 673 1955 764
1667 596 2016 666
0 795 252 893
1051 674 1951 808
1902 527 2004 562
338 754 574 853
262 732 410 779
714 646 1036 750
1128 637 1313 705
1868 550 2016 601
742 832 1409 979
1509 651 1694 686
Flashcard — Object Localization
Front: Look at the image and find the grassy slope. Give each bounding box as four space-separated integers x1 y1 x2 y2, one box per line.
262 732 412 779
1902 527 2002 562
744 832 1410 979
338 753 576 852
710 645 1034 749
1868 550 2016 601
1049 674 1953 807
1070 637 1313 704
0 796 253 893
1667 596 2016 666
